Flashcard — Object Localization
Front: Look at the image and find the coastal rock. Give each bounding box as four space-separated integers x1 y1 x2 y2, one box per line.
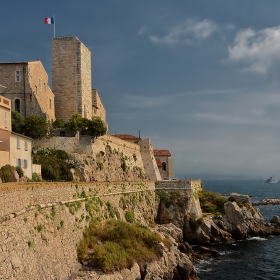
76 224 199 280
271 215 280 224
253 198 280 206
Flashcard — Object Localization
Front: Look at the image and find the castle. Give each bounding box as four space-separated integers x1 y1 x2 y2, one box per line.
0 36 106 126
0 36 174 180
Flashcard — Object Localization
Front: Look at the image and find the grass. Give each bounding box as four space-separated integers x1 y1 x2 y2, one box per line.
77 219 163 273
198 190 228 215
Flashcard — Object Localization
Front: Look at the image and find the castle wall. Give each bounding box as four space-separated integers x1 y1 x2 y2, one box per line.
33 134 161 182
0 181 157 280
52 37 92 121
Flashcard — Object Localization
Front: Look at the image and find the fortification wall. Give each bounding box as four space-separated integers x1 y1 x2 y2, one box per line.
156 180 203 218
33 134 161 182
0 181 157 280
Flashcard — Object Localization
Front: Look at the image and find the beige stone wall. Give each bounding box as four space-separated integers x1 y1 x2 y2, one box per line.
139 138 162 181
52 37 92 121
0 61 55 121
0 181 157 280
92 89 106 124
33 134 161 182
156 180 203 218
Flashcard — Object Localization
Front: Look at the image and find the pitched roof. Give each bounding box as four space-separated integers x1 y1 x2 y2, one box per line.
153 149 172 157
112 134 141 141
155 158 162 167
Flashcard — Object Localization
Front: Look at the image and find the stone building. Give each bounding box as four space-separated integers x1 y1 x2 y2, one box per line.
0 60 55 121
52 36 106 125
153 149 174 179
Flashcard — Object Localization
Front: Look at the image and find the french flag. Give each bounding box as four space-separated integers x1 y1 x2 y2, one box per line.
44 17 54 24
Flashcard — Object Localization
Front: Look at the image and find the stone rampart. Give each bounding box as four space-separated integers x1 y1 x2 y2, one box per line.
156 180 203 218
0 181 157 280
33 134 161 182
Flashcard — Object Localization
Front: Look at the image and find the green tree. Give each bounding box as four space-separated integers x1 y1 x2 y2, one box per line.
52 118 66 129
86 117 107 139
11 110 25 134
65 115 107 138
23 115 48 139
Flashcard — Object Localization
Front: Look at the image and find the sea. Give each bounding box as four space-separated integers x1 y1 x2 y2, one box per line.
194 179 280 280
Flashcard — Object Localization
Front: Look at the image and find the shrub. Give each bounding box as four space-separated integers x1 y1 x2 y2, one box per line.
198 190 228 215
33 152 73 182
125 210 135 223
77 219 162 273
0 165 17 182
16 166 24 178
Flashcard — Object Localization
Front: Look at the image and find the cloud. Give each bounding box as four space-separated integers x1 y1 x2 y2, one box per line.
149 19 218 46
227 26 280 74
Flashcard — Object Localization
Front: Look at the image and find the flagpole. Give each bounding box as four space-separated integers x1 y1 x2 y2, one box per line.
53 15 55 38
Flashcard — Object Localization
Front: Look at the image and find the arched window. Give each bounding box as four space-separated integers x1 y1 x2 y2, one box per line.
162 162 167 171
15 99 20 113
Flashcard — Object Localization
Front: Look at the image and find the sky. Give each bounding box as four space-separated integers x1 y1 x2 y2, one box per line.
2 1 280 179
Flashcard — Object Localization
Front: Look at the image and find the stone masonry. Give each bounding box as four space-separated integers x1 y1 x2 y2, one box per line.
52 36 92 121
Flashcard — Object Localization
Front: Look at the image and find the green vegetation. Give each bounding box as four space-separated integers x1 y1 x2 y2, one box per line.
125 210 135 223
64 114 107 138
27 240 34 248
52 118 66 129
27 172 44 182
0 164 17 182
11 110 25 134
15 166 24 178
77 219 163 273
155 190 185 207
24 115 49 139
198 190 228 215
33 148 73 182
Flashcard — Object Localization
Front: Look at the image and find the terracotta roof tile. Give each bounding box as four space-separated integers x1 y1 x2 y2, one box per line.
153 149 172 157
111 134 141 140
155 158 162 167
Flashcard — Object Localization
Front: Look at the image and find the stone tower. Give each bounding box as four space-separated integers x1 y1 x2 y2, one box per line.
52 36 92 121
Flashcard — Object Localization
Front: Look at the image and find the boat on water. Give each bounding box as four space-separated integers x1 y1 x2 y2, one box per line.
265 176 278 183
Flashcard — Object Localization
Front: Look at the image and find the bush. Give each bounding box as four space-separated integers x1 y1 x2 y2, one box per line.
16 166 24 178
30 172 44 182
125 210 135 223
77 219 162 273
198 190 228 215
0 165 17 182
33 151 73 182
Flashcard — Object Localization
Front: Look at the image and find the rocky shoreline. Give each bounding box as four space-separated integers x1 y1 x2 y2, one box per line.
252 198 280 206
75 192 280 280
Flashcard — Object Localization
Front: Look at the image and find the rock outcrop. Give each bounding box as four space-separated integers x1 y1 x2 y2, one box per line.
184 193 280 243
75 224 199 280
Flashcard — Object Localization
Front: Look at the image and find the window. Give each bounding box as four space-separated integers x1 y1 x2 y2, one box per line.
17 158 21 167
24 159 28 169
162 162 167 171
49 99 51 109
21 159 24 168
15 99 20 113
24 140 28 151
39 78 42 90
15 70 20 82
4 111 8 128
16 138 20 149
